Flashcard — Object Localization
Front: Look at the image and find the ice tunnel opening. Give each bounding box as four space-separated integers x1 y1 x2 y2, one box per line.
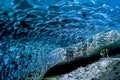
109 47 120 57
43 45 120 78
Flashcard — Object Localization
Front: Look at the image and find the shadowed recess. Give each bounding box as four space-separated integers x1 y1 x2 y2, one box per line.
44 46 120 77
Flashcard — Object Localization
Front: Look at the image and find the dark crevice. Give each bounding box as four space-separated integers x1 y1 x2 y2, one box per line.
109 47 120 57
44 54 100 77
44 46 120 77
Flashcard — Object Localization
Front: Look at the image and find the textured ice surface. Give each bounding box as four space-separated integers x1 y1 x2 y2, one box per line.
0 0 120 80
59 58 120 80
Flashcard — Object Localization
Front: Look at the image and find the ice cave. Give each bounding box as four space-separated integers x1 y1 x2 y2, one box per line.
0 0 120 80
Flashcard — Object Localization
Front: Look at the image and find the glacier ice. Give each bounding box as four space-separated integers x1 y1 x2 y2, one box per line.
0 0 120 80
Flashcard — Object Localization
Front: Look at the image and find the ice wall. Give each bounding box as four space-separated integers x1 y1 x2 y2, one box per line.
0 0 120 10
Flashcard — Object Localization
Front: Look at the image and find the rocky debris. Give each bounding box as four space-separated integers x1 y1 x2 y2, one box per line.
59 58 120 80
98 58 120 80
